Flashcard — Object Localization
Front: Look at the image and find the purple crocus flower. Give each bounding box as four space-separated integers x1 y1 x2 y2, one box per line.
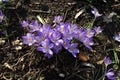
21 20 29 27
37 39 54 58
106 68 116 80
35 30 50 45
66 23 78 34
35 23 52 45
29 20 41 32
0 10 4 23
78 32 86 42
44 53 53 58
22 33 36 46
85 29 95 38
35 33 46 45
91 8 102 18
54 15 63 23
62 39 71 50
62 30 74 40
49 29 63 46
118 70 120 77
66 23 78 39
1 31 6 35
75 27 85 40
82 38 94 50
53 44 62 54
57 23 66 34
4 0 9 1
67 43 79 57
118 71 120 77
0 0 8 2
57 23 74 40
103 57 112 66
113 33 120 42
40 23 52 37
94 26 103 35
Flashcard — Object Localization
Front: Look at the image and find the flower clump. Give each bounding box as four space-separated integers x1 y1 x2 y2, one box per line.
21 16 102 58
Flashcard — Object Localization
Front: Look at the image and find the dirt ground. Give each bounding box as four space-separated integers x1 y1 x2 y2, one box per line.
0 0 120 80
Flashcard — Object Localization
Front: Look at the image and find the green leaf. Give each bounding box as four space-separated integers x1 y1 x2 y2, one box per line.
113 51 119 64
113 64 118 69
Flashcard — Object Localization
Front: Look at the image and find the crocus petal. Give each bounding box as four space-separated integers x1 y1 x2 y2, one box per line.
114 34 120 42
103 57 112 66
